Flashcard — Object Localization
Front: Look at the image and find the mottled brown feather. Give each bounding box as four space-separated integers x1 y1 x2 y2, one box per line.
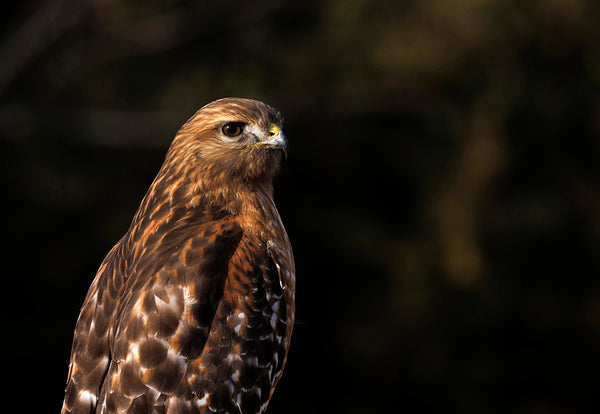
62 98 295 414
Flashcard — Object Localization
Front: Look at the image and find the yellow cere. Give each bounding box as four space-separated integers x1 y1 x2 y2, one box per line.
269 123 281 137
255 124 282 146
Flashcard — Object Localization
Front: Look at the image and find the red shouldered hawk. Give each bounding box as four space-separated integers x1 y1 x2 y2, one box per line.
61 98 295 414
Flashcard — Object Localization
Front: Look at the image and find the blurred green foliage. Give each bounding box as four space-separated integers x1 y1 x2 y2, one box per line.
3 0 600 412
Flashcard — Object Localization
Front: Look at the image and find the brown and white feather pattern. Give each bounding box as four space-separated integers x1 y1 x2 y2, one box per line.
62 98 295 414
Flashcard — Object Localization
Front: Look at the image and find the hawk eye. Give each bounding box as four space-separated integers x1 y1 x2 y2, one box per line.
222 122 244 138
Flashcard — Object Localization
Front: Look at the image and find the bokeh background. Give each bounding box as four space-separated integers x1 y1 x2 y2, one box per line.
3 0 600 412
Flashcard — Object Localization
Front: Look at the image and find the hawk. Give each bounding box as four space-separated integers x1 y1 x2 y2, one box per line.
61 98 295 414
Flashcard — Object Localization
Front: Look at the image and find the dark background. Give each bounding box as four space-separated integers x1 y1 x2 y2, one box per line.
3 1 600 412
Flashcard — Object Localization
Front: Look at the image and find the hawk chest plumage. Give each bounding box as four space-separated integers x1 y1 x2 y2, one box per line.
62 98 295 414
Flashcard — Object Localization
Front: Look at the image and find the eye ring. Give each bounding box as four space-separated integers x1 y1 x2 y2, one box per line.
222 122 244 138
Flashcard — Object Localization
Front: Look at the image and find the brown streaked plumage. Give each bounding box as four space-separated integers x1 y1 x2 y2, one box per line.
61 98 295 414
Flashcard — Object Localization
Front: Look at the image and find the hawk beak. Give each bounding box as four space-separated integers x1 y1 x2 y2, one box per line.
256 123 288 159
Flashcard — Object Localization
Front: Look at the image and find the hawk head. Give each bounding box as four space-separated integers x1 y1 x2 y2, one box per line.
166 97 287 186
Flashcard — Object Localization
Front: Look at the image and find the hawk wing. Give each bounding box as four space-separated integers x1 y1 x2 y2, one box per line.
62 220 243 413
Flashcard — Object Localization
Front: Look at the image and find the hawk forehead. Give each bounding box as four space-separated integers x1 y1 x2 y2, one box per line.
198 97 284 128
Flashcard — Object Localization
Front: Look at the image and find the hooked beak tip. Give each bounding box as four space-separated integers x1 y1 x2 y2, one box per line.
266 131 288 159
